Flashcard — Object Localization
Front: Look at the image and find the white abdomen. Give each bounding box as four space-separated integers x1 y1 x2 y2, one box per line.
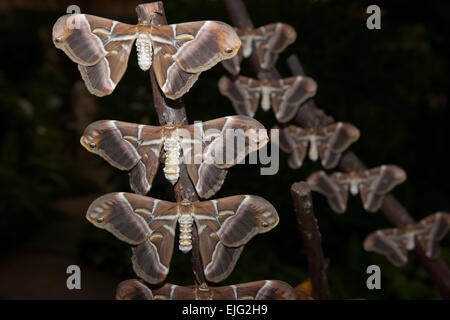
178 214 193 253
163 138 180 184
136 33 152 71
260 87 271 111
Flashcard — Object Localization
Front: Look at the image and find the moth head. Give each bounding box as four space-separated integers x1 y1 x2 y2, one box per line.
52 15 74 47
80 120 111 153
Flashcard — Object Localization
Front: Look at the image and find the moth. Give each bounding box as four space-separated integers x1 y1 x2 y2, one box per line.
274 122 360 169
218 75 317 123
116 279 296 300
87 192 279 283
80 115 268 199
307 165 407 213
364 212 450 266
222 23 297 74
52 4 241 99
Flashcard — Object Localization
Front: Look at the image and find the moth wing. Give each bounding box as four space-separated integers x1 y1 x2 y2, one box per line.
170 21 241 73
320 122 360 169
86 193 178 284
307 171 348 213
116 279 154 300
254 23 297 70
129 125 165 194
416 212 450 258
218 76 260 117
233 280 297 300
180 116 268 198
193 195 279 282
271 76 317 123
363 230 409 267
80 120 163 194
151 21 241 99
360 165 406 212
53 14 137 96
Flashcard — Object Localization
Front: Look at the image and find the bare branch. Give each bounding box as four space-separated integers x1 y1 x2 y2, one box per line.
291 182 330 300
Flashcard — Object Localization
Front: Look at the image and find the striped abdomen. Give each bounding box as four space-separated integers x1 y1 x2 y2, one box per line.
163 138 180 184
136 33 152 71
178 214 193 253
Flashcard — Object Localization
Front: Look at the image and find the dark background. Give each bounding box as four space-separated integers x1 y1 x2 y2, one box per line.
0 0 449 299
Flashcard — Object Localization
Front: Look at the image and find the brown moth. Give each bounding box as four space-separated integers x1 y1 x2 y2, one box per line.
364 212 450 266
274 122 360 169
52 4 241 99
307 165 407 213
218 75 317 123
86 193 279 284
116 279 297 300
80 115 268 199
222 23 297 74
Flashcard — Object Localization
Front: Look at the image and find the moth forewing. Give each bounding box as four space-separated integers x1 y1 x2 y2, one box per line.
80 120 141 170
326 122 360 153
53 14 138 97
273 76 318 123
215 195 279 247
416 212 450 258
307 171 349 213
116 279 154 300
363 230 409 267
85 192 151 245
250 23 296 70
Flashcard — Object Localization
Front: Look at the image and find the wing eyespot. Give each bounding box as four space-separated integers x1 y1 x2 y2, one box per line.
97 217 104 223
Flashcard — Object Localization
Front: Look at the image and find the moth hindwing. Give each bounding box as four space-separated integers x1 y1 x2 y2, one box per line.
275 122 360 169
307 165 407 213
86 193 279 283
116 279 296 300
363 212 450 266
219 75 317 123
52 4 241 99
80 116 269 198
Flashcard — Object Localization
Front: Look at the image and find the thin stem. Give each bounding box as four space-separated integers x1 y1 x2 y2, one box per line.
288 54 450 299
140 1 206 286
291 182 330 300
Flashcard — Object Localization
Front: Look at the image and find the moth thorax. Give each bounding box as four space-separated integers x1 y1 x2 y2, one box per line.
242 37 253 57
260 87 272 111
163 138 180 184
308 137 319 161
178 214 193 253
136 33 152 71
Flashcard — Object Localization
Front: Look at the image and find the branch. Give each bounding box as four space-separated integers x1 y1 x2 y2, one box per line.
140 1 205 285
291 182 330 300
288 54 450 299
223 0 330 299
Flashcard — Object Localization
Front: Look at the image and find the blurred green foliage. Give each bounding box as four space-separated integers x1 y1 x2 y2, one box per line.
0 0 449 299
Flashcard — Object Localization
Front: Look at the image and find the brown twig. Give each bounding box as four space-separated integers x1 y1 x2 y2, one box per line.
223 0 330 299
291 182 330 300
288 54 450 299
140 1 205 285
